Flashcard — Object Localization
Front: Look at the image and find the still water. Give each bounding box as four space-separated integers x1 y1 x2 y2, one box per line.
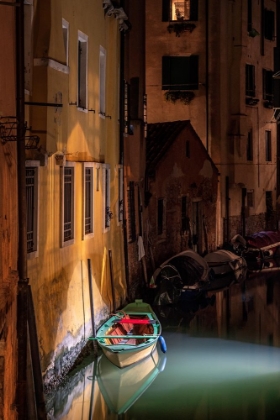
46 270 280 420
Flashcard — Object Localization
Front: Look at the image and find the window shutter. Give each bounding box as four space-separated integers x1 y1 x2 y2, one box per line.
162 56 171 89
162 0 170 22
190 0 198 21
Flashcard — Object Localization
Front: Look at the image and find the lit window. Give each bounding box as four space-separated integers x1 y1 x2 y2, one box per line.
162 0 198 21
61 163 75 246
26 161 39 257
78 31 88 110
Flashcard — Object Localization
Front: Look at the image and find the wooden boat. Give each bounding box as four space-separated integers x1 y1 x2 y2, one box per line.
92 299 166 368
204 249 247 278
231 231 280 261
96 346 167 414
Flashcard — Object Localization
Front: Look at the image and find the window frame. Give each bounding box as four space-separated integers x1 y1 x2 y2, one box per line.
62 18 69 66
102 164 111 232
83 162 95 239
77 30 88 111
61 162 75 247
99 45 106 117
26 160 39 259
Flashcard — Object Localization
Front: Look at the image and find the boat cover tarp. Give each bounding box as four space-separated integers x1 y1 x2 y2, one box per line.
204 250 241 264
245 231 280 249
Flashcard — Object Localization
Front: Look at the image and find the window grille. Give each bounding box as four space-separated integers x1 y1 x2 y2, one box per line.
64 167 74 241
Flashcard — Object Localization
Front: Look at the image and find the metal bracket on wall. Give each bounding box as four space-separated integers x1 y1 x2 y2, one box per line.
0 116 40 149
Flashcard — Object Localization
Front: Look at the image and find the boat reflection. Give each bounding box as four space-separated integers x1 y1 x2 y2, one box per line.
95 346 167 415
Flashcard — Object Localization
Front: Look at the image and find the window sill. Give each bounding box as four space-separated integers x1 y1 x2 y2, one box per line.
167 22 196 37
61 238 75 248
77 107 88 113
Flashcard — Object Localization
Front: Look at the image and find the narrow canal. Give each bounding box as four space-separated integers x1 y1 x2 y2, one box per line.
45 269 280 420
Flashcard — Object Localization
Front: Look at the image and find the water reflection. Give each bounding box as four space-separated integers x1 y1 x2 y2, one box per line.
46 270 280 420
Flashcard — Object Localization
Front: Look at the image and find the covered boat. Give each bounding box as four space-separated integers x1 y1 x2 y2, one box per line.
96 347 166 414
150 250 211 304
204 249 247 278
231 231 280 260
90 300 166 368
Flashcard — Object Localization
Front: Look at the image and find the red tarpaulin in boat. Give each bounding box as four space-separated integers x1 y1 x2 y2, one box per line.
245 231 280 249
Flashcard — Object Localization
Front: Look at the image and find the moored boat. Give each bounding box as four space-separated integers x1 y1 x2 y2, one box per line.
204 249 247 278
231 231 280 261
90 299 166 368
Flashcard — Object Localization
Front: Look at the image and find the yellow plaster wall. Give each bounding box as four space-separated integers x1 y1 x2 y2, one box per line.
26 0 126 374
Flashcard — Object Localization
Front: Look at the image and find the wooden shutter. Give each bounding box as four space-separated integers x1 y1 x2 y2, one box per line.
162 0 170 22
190 0 198 21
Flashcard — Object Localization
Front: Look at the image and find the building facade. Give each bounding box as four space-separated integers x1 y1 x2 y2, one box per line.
145 0 279 246
24 0 127 391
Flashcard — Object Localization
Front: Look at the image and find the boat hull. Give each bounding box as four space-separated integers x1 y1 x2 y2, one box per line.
100 341 158 368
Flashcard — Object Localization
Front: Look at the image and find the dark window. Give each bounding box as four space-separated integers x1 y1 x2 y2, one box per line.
162 55 199 90
247 190 254 207
247 130 253 161
263 69 274 101
246 64 255 97
247 0 252 31
265 130 272 161
181 196 189 232
78 39 87 108
162 0 198 22
84 167 93 235
264 9 274 41
186 140 190 157
64 167 74 242
26 167 38 253
128 181 136 242
266 191 273 216
158 199 164 235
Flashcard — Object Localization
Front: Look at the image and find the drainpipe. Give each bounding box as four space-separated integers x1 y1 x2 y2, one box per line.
16 0 29 417
119 0 130 299
205 0 209 151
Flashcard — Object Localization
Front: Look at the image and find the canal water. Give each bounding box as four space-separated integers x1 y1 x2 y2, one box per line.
46 269 280 420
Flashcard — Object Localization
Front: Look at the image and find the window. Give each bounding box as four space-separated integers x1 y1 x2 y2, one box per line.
162 0 198 21
103 165 111 231
78 31 88 109
263 69 274 102
264 9 274 41
247 130 253 161
83 163 94 238
246 64 255 97
186 140 190 158
99 46 106 116
26 161 39 257
118 166 124 224
247 190 254 208
62 19 69 66
247 0 252 32
61 163 75 246
265 130 272 161
181 196 189 232
157 198 164 235
162 55 199 90
127 181 136 242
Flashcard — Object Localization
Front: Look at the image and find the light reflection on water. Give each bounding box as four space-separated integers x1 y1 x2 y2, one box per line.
46 273 280 420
